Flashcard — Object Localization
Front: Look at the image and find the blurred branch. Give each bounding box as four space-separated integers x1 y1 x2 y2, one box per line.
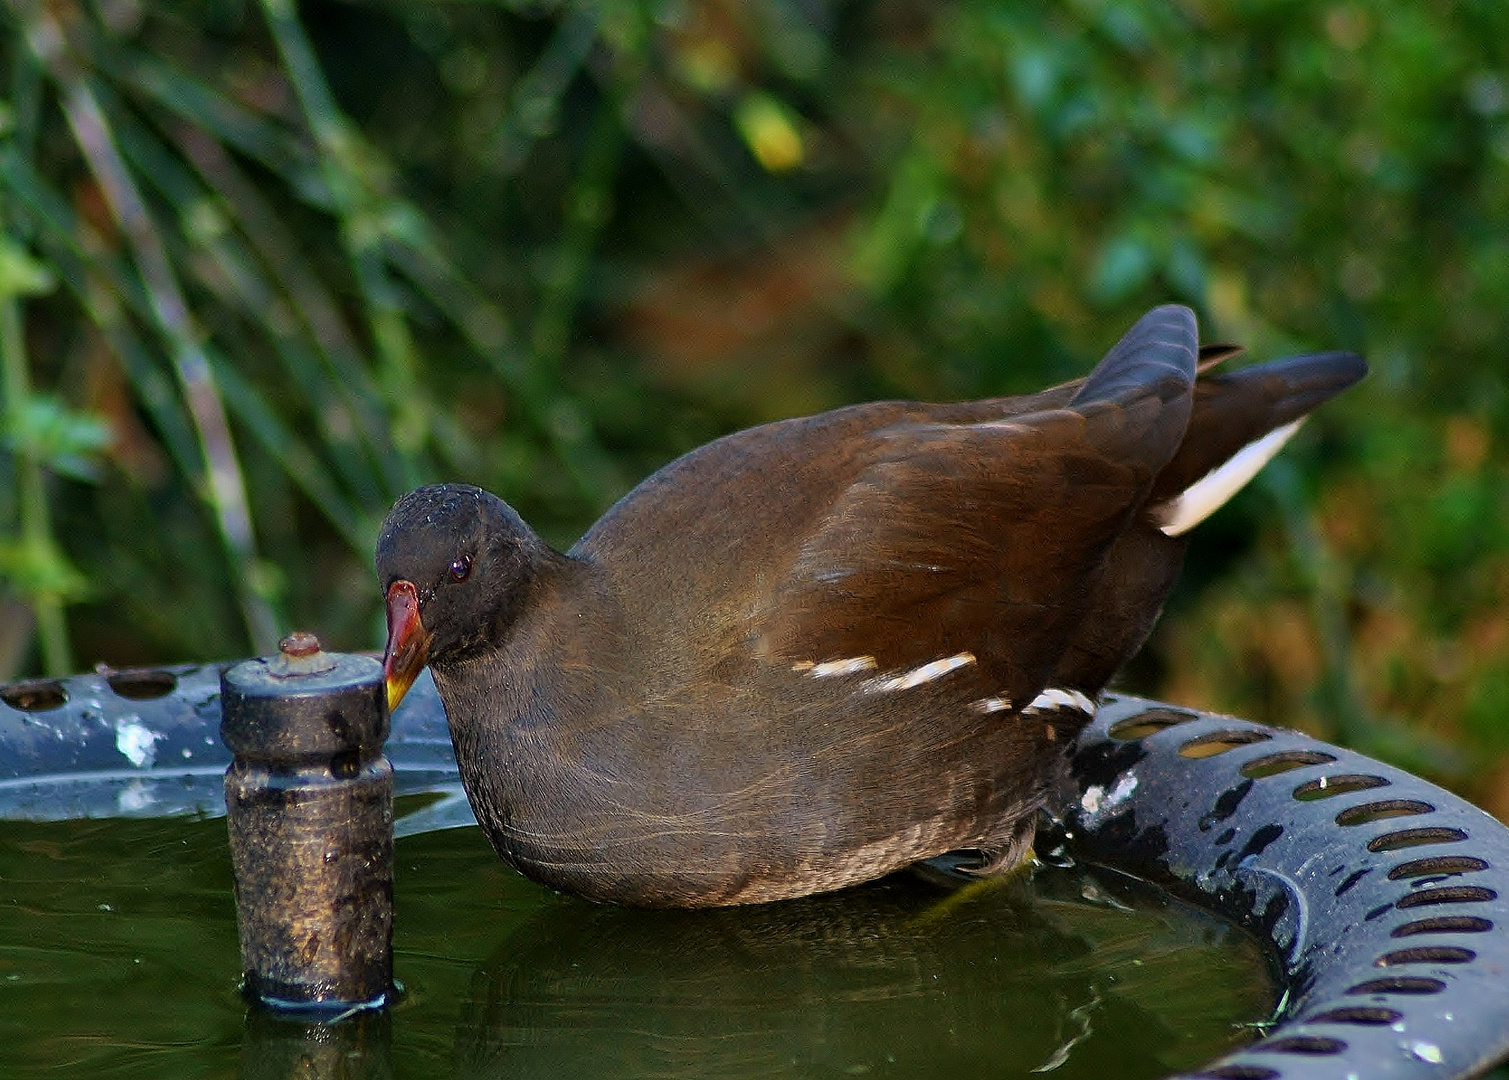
108 110 376 546
258 0 429 478
486 3 600 176
103 36 418 500
170 123 400 506
99 42 320 197
0 149 201 478
17 2 279 652
261 0 631 508
523 84 629 501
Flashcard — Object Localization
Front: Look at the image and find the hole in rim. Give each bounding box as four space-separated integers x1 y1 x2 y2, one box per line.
106 669 179 700
1240 750 1338 779
1376 946 1476 966
1107 707 1199 740
1179 729 1273 759
1367 827 1468 852
1389 856 1490 880
1392 916 1494 937
1305 1006 1403 1026
1194 1068 1281 1080
1395 885 1498 908
1346 976 1446 995
1293 774 1390 801
0 679 68 712
1251 1035 1348 1055
1335 799 1435 826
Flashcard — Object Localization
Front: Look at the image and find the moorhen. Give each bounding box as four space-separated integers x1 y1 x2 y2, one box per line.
377 304 1365 907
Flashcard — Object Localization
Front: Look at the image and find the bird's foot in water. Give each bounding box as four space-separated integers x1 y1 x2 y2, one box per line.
914 845 1037 886
906 834 1039 926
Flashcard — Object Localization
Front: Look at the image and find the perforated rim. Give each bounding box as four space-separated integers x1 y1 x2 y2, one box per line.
1061 694 1509 1080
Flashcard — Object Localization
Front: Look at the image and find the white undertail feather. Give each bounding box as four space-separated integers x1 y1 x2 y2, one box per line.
1156 419 1304 537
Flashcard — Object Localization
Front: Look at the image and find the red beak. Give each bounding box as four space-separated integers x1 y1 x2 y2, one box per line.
383 580 432 713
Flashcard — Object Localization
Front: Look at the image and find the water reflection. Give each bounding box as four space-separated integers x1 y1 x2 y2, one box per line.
238 1009 392 1080
452 866 1272 1080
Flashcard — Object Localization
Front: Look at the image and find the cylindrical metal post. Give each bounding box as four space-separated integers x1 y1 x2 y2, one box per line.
221 633 395 1015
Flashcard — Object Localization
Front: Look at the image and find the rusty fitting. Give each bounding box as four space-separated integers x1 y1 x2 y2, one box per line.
221 633 395 1015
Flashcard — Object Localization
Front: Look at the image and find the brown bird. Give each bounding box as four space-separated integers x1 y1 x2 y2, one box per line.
377 305 1365 908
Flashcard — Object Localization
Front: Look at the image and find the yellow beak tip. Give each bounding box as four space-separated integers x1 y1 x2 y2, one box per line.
384 675 411 715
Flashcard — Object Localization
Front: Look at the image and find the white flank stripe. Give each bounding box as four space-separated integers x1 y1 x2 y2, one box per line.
971 696 1013 714
866 652 976 692
1023 687 1096 715
1157 420 1304 537
804 656 878 678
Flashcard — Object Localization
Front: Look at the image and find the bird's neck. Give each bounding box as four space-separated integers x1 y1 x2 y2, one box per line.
433 549 623 742
431 551 627 856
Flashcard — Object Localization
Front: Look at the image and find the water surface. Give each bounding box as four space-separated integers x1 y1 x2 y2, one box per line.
0 806 1275 1077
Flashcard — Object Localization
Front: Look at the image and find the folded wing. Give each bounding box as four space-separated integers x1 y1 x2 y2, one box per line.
761 305 1199 709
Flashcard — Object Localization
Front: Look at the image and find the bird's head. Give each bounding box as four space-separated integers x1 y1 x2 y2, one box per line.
375 483 543 713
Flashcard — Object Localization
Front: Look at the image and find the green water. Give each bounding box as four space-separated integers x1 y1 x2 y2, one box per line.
0 804 1275 1078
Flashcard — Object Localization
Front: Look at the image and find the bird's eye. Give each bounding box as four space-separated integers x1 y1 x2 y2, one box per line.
449 554 472 583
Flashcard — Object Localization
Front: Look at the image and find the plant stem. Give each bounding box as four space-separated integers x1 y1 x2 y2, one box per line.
1 38 71 674
0 256 71 675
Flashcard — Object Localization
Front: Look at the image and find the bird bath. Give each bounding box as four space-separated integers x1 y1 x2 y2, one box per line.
2 664 1507 1079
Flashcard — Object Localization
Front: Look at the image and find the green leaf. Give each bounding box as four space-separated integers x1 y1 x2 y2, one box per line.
4 397 111 482
733 93 805 173
0 537 90 601
851 150 942 292
0 236 57 298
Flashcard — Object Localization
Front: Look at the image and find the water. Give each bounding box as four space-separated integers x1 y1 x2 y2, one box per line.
0 802 1275 1078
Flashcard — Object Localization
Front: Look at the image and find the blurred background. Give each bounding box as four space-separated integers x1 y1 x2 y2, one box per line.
0 0 1506 812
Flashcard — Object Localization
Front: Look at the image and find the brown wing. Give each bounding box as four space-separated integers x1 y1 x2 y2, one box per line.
760 306 1199 708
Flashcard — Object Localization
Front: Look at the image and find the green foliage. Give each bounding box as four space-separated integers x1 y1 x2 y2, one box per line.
7 396 111 481
1 1 1508 804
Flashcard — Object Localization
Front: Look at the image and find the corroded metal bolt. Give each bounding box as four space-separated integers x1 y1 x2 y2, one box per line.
279 631 321 657
220 633 395 1015
268 632 340 677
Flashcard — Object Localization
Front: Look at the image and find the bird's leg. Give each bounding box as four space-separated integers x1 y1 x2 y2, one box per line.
961 815 1038 878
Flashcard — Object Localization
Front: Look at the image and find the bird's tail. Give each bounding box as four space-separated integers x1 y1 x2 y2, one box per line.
1149 350 1367 536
